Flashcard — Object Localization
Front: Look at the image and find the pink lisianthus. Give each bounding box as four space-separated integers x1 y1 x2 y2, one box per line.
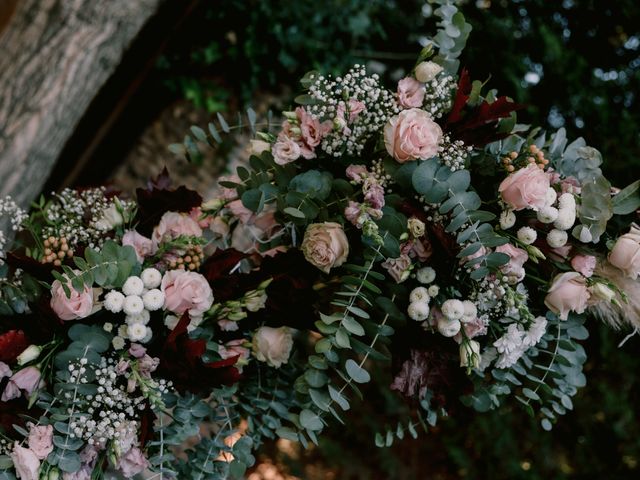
571 254 597 278
152 211 203 247
545 272 591 320
345 164 368 182
272 133 302 165
397 77 426 108
384 108 442 163
381 254 412 283
27 424 53 460
10 444 40 480
498 164 551 211
122 230 156 263
117 447 149 478
363 182 385 210
219 339 250 365
344 201 363 227
227 199 255 225
161 270 214 317
496 243 529 283
298 107 331 148
1 367 43 401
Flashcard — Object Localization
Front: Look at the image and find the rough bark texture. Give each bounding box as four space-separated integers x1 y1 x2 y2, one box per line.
0 0 162 208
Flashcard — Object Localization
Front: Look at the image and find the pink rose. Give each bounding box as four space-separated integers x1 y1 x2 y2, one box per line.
301 222 350 273
10 444 40 480
298 107 331 148
381 254 412 283
27 424 53 460
345 164 368 182
272 133 302 165
384 108 442 163
252 326 293 368
122 230 156 263
50 279 97 321
397 77 426 108
545 272 590 320
609 226 640 279
161 270 214 317
152 211 202 247
571 254 596 278
227 199 255 224
219 339 250 362
496 243 528 283
498 164 551 211
117 447 149 478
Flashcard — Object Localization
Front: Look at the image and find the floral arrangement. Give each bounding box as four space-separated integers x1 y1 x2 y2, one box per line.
1 3 640 479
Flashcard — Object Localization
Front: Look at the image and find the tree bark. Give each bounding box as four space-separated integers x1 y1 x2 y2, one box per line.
0 0 163 208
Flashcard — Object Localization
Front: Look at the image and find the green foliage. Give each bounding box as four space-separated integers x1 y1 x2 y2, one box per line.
0 268 41 315
51 240 140 296
430 0 473 73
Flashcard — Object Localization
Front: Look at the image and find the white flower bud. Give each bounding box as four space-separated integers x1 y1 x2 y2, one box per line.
17 345 42 365
589 283 616 303
537 206 559 224
122 276 144 296
546 229 568 248
437 317 461 337
407 301 430 321
500 210 516 230
416 266 436 284
441 299 465 320
415 61 444 83
409 287 430 304
517 226 537 245
459 340 481 368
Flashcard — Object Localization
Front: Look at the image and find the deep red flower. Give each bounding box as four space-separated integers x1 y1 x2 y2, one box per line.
0 329 29 363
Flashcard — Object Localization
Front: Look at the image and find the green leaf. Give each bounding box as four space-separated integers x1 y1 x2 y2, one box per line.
283 207 305 218
299 409 323 431
328 385 350 411
342 316 365 336
612 179 640 215
345 359 370 383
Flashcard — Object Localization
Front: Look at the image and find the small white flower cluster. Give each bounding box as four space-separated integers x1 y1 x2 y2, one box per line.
540 192 578 247
438 135 472 171
0 195 27 260
306 65 400 157
104 269 164 347
369 158 393 191
493 316 547 368
67 357 145 448
437 299 479 337
422 73 456 119
407 267 438 322
42 188 135 249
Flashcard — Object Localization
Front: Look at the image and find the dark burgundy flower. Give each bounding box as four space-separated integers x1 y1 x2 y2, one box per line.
0 330 29 363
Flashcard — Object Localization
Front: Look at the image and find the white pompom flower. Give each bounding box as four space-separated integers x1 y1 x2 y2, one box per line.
500 210 516 230
126 310 150 325
546 229 568 248
141 268 162 289
537 206 559 224
112 336 125 350
104 291 125 313
126 323 148 342
558 192 576 210
123 295 144 316
461 300 478 323
517 226 537 245
142 289 165 311
416 266 436 284
409 287 430 304
437 317 461 337
441 299 465 320
407 301 430 321
553 208 576 231
427 285 440 297
122 276 144 296
544 188 558 206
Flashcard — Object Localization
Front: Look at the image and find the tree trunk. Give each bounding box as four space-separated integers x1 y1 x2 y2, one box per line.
0 0 163 209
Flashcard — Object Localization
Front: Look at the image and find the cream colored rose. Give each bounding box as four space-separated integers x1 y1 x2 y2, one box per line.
544 272 590 320
252 326 293 368
301 222 349 273
384 108 442 163
415 61 444 83
609 226 640 279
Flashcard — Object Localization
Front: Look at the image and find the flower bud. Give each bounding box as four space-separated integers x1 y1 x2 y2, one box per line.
415 61 443 83
202 198 225 211
48 468 61 480
460 340 481 368
408 218 426 238
17 345 42 366
249 139 271 156
589 283 616 303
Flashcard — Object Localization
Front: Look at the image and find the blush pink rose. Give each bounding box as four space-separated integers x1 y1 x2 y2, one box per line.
381 254 412 283
301 222 350 273
252 326 293 368
161 270 214 317
571 254 596 278
545 272 590 320
609 226 640 279
27 424 53 460
384 108 442 163
397 77 426 108
152 211 203 247
10 444 40 480
50 279 97 321
122 230 156 263
496 243 528 283
498 164 551 211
